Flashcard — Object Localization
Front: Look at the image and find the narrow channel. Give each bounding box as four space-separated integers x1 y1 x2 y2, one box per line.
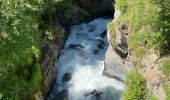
48 17 124 100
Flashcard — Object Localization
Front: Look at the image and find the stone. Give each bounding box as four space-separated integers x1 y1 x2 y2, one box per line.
100 30 107 38
69 44 84 51
114 44 128 58
104 45 125 82
97 44 104 49
93 49 100 55
62 73 72 82
97 41 105 49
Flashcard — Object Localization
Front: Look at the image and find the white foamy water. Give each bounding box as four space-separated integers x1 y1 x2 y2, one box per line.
49 16 124 100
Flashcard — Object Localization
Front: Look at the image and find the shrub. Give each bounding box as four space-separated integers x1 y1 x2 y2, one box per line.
162 57 170 75
123 71 147 100
151 95 158 100
164 86 170 100
31 63 42 92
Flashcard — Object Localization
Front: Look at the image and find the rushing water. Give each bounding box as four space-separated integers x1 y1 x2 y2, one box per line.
48 16 124 100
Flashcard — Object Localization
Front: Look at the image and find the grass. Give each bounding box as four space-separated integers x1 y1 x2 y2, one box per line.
123 71 147 100
162 57 170 75
164 86 170 100
108 22 117 47
31 63 43 92
128 32 147 59
151 95 158 100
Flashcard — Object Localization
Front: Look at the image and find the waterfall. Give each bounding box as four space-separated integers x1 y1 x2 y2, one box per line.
48 17 124 100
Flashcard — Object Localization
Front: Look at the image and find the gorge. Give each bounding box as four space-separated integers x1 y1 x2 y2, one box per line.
47 11 125 100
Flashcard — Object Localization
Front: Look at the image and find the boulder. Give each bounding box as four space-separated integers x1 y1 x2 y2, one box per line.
69 44 84 51
114 43 128 58
104 45 125 81
62 73 72 82
97 41 105 49
100 30 107 38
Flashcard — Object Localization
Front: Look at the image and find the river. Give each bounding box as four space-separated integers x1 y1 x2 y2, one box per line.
48 16 124 100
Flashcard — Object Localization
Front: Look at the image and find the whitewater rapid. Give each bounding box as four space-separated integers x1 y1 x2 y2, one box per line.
49 17 124 100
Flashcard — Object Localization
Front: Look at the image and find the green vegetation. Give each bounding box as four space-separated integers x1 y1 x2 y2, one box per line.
165 86 170 100
115 0 170 99
115 0 170 55
31 63 42 92
0 0 81 99
108 22 116 47
151 95 158 100
162 57 170 75
123 71 147 100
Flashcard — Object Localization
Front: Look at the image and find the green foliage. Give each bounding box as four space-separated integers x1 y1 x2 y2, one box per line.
154 0 170 54
116 0 170 55
0 0 43 67
164 86 170 100
31 63 42 92
0 0 68 99
108 22 116 47
123 71 147 100
0 66 32 99
115 0 127 14
162 57 170 75
0 0 44 99
151 95 158 100
128 32 147 58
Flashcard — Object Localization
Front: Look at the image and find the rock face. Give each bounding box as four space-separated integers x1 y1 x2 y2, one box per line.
103 20 127 82
104 45 125 82
69 44 84 51
40 38 65 99
114 23 128 58
71 0 115 17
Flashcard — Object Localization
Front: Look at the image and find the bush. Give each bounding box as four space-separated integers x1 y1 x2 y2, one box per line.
162 57 170 75
164 86 170 100
31 63 42 92
123 71 147 100
115 0 127 14
151 95 158 100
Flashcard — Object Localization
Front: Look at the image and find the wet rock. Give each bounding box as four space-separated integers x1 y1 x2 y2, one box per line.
104 45 125 81
93 49 100 55
114 43 128 58
69 44 84 51
62 73 72 82
97 41 105 49
84 89 103 99
100 30 107 38
52 89 68 100
97 44 104 49
40 39 64 97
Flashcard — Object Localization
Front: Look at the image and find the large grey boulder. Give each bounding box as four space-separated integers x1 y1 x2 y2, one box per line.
103 45 125 82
